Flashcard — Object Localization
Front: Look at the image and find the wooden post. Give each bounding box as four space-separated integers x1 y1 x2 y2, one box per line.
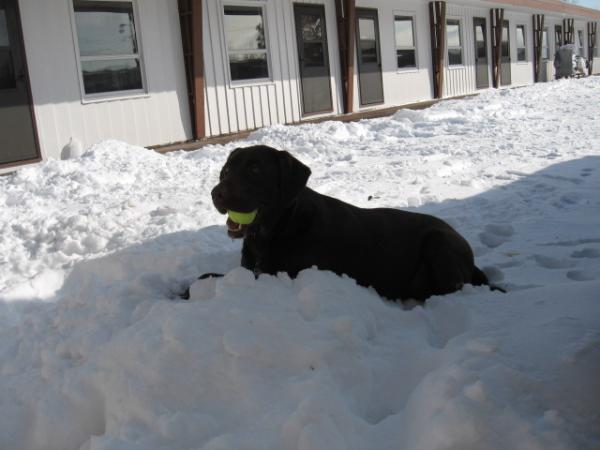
490 8 504 88
564 18 574 45
335 0 356 114
178 0 205 140
428 1 446 99
589 22 597 74
532 14 544 83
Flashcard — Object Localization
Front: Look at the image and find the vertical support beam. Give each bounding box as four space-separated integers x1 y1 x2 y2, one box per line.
178 0 205 140
588 22 597 74
564 18 574 45
490 8 504 88
335 0 356 114
428 1 446 99
532 14 544 83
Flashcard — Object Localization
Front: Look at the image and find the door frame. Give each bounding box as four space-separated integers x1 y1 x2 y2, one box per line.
0 0 41 170
293 2 334 117
473 17 489 89
355 7 384 106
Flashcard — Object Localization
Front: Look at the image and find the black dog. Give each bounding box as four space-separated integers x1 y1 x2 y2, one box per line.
207 145 493 302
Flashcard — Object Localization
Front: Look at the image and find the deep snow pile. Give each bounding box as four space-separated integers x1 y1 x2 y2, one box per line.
1 78 599 450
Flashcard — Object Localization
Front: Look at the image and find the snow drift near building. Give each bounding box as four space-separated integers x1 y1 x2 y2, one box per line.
0 78 599 450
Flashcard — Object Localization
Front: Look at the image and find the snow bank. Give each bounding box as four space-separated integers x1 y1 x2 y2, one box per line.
1 78 599 450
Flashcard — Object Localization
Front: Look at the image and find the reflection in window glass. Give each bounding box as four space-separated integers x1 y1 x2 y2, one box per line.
72 0 144 96
394 16 416 69
446 19 462 65
74 1 137 56
224 6 265 51
577 30 584 56
0 9 15 89
542 28 549 59
516 25 526 61
555 25 563 47
358 18 377 63
501 24 509 58
224 5 269 81
301 14 322 41
0 10 9 47
82 59 142 94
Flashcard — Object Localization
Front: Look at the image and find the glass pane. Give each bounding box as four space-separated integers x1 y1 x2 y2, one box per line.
555 25 562 47
82 58 142 94
448 48 462 65
517 48 526 61
475 24 484 44
300 14 322 42
74 1 137 56
359 18 377 63
578 30 584 54
502 24 509 44
394 17 414 48
0 10 9 46
516 26 525 48
446 20 461 47
303 42 324 67
396 49 416 68
224 6 265 51
229 52 268 81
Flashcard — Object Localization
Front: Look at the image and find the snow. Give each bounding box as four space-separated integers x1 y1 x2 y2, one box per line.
1 78 599 450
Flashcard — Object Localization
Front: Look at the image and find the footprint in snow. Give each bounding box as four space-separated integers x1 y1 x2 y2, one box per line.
533 254 576 269
571 248 600 259
580 168 593 177
479 224 514 248
566 270 598 282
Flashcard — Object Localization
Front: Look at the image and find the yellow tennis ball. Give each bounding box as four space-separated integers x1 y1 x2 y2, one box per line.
227 209 258 225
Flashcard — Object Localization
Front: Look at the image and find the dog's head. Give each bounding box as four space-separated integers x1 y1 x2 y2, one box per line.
211 145 311 238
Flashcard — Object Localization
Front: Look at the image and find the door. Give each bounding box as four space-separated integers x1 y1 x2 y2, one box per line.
500 20 511 86
356 8 383 106
0 0 39 167
294 4 333 116
473 18 489 89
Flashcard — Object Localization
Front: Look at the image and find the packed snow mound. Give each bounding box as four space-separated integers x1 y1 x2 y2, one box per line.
1 78 600 450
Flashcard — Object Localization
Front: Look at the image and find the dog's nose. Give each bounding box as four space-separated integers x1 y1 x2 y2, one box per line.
211 183 228 204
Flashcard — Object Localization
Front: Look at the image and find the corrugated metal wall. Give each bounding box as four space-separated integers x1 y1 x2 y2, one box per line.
202 0 343 137
19 0 192 160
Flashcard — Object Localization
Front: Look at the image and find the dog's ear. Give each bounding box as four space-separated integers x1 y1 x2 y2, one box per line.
278 150 311 205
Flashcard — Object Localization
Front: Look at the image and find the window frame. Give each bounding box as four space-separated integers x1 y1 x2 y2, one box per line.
392 12 418 72
446 17 464 67
554 24 563 48
516 24 527 63
221 0 273 87
69 0 148 103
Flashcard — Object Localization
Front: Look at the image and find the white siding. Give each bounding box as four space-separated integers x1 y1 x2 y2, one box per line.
19 0 192 160
203 0 344 137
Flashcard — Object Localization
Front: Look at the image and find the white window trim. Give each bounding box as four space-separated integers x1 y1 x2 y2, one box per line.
69 0 149 103
446 17 464 68
392 11 419 73
516 24 528 64
220 0 274 88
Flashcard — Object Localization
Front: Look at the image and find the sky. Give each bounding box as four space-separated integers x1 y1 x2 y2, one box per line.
576 0 600 10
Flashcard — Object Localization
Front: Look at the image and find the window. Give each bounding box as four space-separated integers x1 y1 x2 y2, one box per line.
542 28 549 60
72 0 145 98
394 15 416 69
223 5 269 82
577 30 584 56
446 19 462 65
555 24 563 47
516 25 526 61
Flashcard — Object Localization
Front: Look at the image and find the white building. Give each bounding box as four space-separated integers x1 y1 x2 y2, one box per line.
1 0 598 171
